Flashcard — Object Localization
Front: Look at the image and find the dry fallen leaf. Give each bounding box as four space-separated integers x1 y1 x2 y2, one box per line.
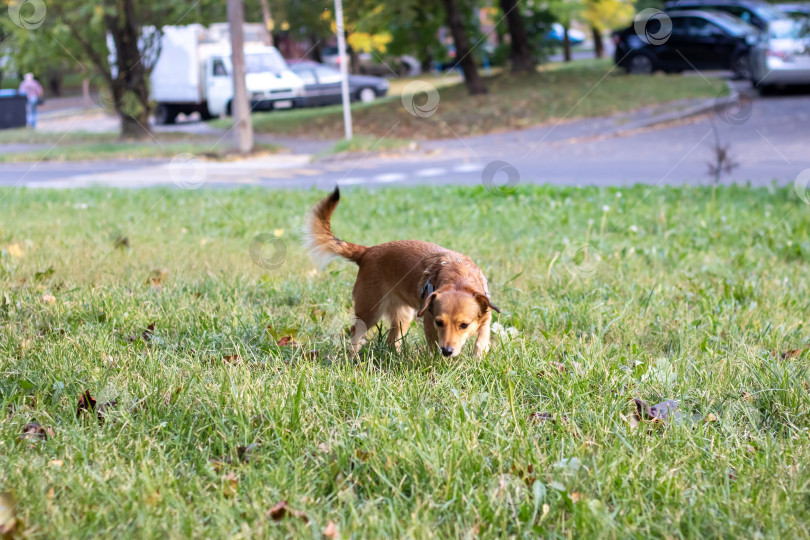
128 323 156 343
7 243 24 258
570 491 583 503
267 501 308 522
322 520 339 539
76 391 98 419
741 390 755 402
705 413 718 423
0 491 18 536
222 472 239 497
222 354 241 365
148 268 168 289
48 459 64 468
41 294 56 304
237 443 259 463
21 422 53 442
779 347 809 360
277 336 299 347
633 398 680 423
76 391 117 424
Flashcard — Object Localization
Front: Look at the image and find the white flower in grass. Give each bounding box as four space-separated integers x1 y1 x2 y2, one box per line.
602 205 610 213
491 322 519 339
629 225 638 233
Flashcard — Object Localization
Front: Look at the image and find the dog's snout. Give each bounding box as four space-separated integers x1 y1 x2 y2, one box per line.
441 347 454 357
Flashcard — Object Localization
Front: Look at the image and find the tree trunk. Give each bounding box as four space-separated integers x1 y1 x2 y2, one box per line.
500 0 535 72
105 0 152 140
592 26 604 59
258 0 273 46
443 0 487 95
563 25 572 62
310 35 323 63
420 52 433 74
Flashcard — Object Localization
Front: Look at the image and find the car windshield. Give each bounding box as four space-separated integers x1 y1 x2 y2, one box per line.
755 3 790 21
707 10 761 34
245 51 288 74
769 18 810 38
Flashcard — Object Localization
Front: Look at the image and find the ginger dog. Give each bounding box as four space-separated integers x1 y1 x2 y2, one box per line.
305 187 499 358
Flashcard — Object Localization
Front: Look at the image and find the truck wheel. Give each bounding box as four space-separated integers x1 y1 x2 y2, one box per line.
155 104 176 125
199 104 213 121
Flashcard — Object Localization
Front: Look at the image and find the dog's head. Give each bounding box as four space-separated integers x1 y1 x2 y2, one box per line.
417 286 500 357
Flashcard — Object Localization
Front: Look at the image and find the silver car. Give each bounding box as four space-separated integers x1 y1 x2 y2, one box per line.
751 18 810 93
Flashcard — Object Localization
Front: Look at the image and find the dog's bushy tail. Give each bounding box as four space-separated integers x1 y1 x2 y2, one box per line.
304 187 367 268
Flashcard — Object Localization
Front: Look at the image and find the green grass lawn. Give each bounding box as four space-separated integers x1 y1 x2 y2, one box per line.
0 130 281 163
1 184 809 538
211 59 727 141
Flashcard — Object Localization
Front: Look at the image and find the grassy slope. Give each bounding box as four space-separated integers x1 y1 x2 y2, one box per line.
1 185 809 538
212 60 727 141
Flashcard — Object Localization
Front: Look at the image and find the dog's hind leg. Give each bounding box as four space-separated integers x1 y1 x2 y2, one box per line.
350 314 377 355
387 306 414 352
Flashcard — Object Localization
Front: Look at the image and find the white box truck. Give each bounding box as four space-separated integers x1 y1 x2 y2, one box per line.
150 24 304 124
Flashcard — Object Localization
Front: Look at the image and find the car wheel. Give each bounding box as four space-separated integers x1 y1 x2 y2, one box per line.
225 101 232 116
154 104 176 125
358 87 377 103
732 54 751 80
627 53 655 74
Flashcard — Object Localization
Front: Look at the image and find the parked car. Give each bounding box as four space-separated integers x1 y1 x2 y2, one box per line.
546 23 587 44
321 46 420 77
665 0 788 30
289 61 389 106
751 17 810 93
777 3 810 20
614 10 759 76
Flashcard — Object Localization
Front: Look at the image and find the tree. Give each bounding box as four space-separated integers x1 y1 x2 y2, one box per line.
581 0 634 58
443 0 487 94
4 0 221 139
500 0 535 72
548 0 583 62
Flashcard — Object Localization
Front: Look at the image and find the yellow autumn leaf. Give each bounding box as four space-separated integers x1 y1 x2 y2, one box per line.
273 229 284 238
7 243 24 258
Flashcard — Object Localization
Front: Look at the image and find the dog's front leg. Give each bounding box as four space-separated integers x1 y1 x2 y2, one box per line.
423 317 438 354
473 312 492 358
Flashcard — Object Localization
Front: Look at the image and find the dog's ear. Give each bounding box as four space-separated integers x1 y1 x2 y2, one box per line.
475 293 501 314
417 291 438 317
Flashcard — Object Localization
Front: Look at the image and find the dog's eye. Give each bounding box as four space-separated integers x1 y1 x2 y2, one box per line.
435 320 444 328
460 323 469 329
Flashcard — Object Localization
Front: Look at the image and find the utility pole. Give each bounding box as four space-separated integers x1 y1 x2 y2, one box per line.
227 0 253 154
334 0 353 140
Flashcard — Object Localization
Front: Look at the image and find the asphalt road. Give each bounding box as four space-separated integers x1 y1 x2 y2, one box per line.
1 81 808 191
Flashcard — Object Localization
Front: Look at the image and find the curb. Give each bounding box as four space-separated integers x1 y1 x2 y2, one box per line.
598 80 741 138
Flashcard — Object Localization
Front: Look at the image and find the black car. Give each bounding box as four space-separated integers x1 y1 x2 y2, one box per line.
777 3 810 21
613 10 759 77
664 0 787 30
289 62 389 107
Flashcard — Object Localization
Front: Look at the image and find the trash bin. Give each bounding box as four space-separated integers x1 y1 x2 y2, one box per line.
0 90 27 129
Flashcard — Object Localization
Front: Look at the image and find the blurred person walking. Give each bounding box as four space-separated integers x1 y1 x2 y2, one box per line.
19 73 44 128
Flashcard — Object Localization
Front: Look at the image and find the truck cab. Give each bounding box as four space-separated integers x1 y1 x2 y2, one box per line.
204 43 304 117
